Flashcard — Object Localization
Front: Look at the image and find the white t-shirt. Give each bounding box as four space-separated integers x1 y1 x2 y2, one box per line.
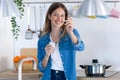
50 35 64 71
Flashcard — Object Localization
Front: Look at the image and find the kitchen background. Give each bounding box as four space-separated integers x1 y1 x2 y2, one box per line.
0 0 120 72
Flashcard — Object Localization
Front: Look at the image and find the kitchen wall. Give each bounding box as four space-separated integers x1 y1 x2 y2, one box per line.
0 0 120 71
0 18 14 71
75 17 120 71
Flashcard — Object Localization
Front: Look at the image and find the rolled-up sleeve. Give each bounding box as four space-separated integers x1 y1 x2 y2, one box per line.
38 61 46 72
37 40 46 73
74 40 85 51
73 29 85 51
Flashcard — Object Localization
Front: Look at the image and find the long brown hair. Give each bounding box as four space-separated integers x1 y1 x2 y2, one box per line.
42 2 68 38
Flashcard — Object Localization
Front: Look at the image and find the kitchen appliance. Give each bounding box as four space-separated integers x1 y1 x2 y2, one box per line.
25 25 33 39
38 6 43 38
80 59 111 77
25 5 33 39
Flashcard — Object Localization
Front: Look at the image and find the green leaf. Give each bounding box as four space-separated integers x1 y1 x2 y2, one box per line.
12 0 24 40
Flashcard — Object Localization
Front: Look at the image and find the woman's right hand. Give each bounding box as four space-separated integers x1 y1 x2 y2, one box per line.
42 44 54 68
45 44 54 57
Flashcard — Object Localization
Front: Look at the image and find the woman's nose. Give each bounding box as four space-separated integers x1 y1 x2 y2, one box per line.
57 15 61 20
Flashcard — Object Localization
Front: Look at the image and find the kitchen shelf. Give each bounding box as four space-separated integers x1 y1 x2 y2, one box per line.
23 1 82 4
23 0 119 7
23 1 119 4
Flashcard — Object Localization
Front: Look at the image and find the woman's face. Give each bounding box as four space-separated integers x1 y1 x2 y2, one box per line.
49 7 65 28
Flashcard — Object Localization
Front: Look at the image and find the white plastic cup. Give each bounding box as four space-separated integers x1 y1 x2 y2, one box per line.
49 42 55 48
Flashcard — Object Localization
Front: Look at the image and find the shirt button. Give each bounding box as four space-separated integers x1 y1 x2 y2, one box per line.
64 70 66 72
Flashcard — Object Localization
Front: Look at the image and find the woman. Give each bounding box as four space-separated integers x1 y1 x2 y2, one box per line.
37 2 84 80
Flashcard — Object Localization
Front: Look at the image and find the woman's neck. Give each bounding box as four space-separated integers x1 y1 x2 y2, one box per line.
50 28 61 43
51 27 61 37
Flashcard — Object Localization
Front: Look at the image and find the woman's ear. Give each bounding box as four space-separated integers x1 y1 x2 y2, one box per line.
48 14 51 20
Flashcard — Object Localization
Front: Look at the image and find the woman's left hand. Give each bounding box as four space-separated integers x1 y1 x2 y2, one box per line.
64 17 73 34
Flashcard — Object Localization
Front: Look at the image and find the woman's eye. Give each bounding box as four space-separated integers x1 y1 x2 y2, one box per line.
61 15 65 17
54 14 57 16
53 13 65 18
53 13 58 16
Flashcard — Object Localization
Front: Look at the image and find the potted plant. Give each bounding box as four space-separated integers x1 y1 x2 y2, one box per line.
11 0 24 40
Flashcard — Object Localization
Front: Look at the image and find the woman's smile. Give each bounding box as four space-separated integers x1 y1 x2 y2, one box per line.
50 7 65 27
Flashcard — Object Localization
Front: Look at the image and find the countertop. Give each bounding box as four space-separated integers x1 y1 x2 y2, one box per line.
0 70 120 80
77 70 120 80
0 70 42 80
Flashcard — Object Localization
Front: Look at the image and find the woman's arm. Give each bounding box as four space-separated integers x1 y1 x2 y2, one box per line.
68 31 78 44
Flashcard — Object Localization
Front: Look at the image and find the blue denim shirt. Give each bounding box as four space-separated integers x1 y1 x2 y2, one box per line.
37 29 84 80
